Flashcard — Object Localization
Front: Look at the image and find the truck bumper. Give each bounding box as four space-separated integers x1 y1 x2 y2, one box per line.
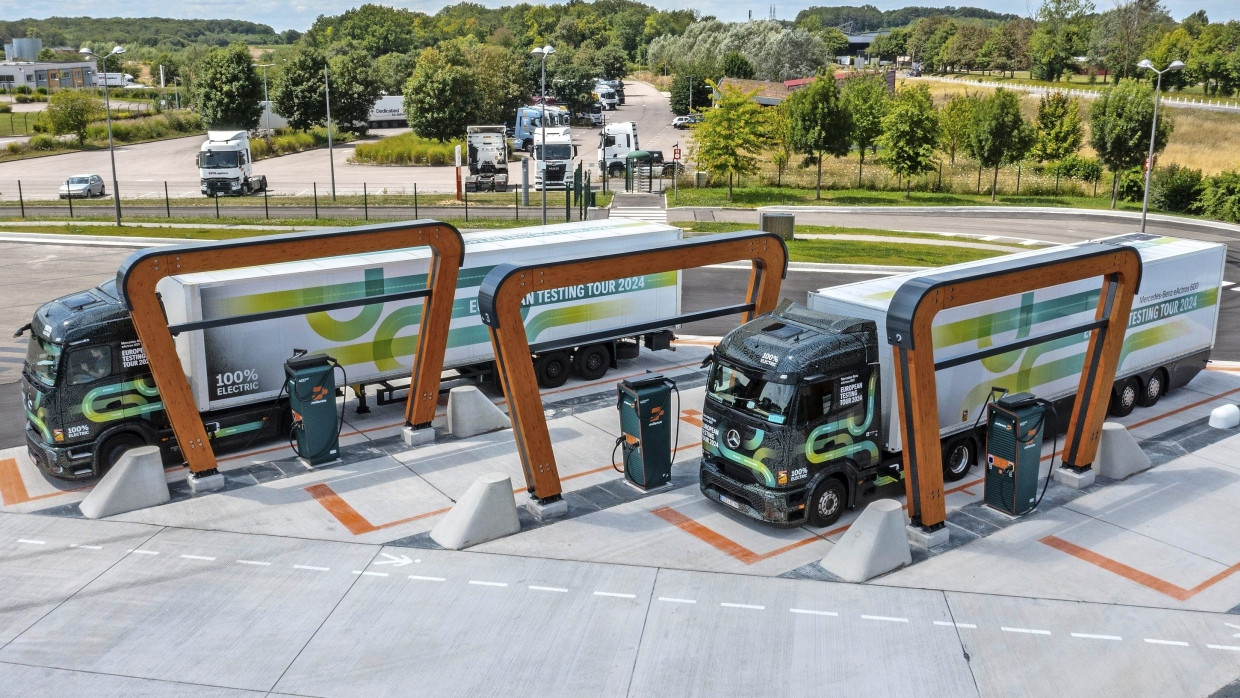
25 425 94 480
699 458 809 528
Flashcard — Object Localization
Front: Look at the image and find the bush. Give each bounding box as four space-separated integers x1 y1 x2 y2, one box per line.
1048 155 1102 181
1199 171 1240 223
1150 163 1204 213
28 134 58 151
1116 167 1145 202
6 142 22 154
13 85 30 95
14 94 31 104
0 104 10 113
34 87 47 95
352 132 463 166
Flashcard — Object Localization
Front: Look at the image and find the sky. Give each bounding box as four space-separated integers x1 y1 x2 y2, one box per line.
10 0 1240 34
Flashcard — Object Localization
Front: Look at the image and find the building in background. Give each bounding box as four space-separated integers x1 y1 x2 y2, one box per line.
3 38 42 61
0 60 96 89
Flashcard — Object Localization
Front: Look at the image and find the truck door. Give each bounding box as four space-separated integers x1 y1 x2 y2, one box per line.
803 368 880 473
62 344 117 442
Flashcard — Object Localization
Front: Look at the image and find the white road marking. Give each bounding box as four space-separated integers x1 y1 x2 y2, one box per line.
470 580 508 587
721 602 764 610
409 575 446 582
595 591 637 599
17 539 45 545
236 560 271 566
529 585 569 593
979 235 998 241
1002 627 1051 635
294 565 330 571
354 571 388 577
131 549 159 555
180 555 216 561
1020 239 1039 246
659 597 697 604
862 615 909 623
1144 638 1189 646
70 544 102 550
934 621 977 629
1222 281 1235 288
1071 633 1122 641
1207 644 1240 651
790 608 837 617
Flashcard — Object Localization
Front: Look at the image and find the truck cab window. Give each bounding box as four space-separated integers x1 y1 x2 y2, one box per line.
68 346 112 385
708 363 795 422
800 379 835 423
25 337 63 387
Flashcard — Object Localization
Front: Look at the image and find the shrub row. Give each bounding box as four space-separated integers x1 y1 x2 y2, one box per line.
352 132 464 166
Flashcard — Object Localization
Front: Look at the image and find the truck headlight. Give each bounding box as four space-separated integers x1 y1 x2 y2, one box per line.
231 181 241 190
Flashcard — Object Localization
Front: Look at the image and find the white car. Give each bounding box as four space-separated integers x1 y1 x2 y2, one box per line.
672 114 703 129
59 174 105 199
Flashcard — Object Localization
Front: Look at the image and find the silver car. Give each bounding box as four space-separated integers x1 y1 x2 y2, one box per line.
59 174 105 199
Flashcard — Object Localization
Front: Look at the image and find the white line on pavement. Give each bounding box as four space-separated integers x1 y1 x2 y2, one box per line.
934 621 977 629
1002 627 1051 635
659 597 697 604
409 575 446 582
70 544 102 550
791 608 837 617
1144 638 1190 646
354 571 388 577
236 560 271 566
1207 644 1240 651
721 603 765 610
862 615 909 623
131 549 159 555
595 591 637 599
17 539 45 545
294 565 330 571
180 555 216 561
470 580 508 587
1071 633 1122 641
529 585 569 593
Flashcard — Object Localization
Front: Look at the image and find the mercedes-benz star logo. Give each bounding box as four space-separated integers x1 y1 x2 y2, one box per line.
725 429 742 449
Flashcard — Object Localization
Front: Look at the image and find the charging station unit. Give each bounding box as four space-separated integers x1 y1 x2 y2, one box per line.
984 392 1046 516
617 374 676 490
285 353 340 466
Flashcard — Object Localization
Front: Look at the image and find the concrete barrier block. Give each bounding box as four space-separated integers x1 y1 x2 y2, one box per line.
430 473 521 550
1095 422 1152 480
1209 404 1240 429
447 386 510 438
79 446 170 519
819 499 911 582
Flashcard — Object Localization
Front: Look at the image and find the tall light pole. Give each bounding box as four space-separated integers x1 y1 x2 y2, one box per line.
688 75 693 113
173 77 180 110
80 45 125 226
324 64 336 201
532 44 555 225
256 63 273 132
1136 58 1184 233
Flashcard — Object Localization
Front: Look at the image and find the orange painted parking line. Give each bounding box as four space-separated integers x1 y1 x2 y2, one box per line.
304 483 449 536
680 410 703 427
0 457 92 507
1128 386 1240 430
652 505 844 565
1041 535 1240 601
944 477 984 496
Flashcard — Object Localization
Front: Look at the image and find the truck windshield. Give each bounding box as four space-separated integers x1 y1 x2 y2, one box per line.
535 144 573 160
199 151 239 168
708 362 795 423
25 336 62 387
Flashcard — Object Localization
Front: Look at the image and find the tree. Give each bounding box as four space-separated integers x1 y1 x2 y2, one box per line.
596 42 629 80
43 90 99 144
767 101 794 187
470 44 531 126
1148 28 1195 91
374 52 418 95
721 51 754 79
1030 0 1094 81
670 70 715 115
193 42 264 130
403 46 479 141
1089 78 1173 208
691 80 769 200
842 76 888 187
1089 0 1173 84
938 92 979 165
273 46 328 131
879 84 940 199
868 28 908 61
1032 91 1083 163
984 19 1034 78
787 74 853 199
965 89 1035 200
328 50 381 133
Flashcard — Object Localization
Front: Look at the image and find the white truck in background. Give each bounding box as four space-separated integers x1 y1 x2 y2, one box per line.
464 125 509 192
367 95 407 128
533 125 574 191
599 121 638 178
94 72 134 87
197 130 268 197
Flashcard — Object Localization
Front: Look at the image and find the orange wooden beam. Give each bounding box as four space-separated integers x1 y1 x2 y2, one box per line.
478 231 787 502
116 221 464 477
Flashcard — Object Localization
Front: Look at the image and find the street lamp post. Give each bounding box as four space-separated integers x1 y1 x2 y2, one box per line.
324 64 336 201
172 77 180 110
80 45 125 226
532 44 555 225
257 63 273 132
1136 58 1184 233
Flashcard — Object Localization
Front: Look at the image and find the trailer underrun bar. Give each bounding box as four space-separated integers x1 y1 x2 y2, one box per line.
885 241 1143 531
116 220 465 478
478 230 789 503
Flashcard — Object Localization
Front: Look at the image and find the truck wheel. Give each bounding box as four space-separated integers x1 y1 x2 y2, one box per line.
942 437 976 482
96 432 147 474
1137 369 1166 407
608 163 625 178
574 344 610 381
808 477 845 527
1109 377 1139 417
535 351 571 389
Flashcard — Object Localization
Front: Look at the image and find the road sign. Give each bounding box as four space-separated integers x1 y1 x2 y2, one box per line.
673 148 681 161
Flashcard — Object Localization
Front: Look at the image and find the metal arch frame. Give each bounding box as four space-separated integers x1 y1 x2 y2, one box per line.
886 241 1143 531
116 220 465 477
477 230 789 502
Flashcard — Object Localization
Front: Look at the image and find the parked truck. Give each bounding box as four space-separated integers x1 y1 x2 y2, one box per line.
513 104 570 152
533 125 574 191
599 121 638 178
18 219 682 480
94 72 134 87
699 233 1226 527
197 130 268 197
464 125 509 192
367 95 407 128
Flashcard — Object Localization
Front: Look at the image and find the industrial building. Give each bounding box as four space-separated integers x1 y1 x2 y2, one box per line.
0 60 96 89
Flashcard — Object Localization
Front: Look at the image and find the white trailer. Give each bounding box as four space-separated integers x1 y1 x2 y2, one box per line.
464 125 509 192
368 95 407 128
808 233 1226 453
159 219 683 412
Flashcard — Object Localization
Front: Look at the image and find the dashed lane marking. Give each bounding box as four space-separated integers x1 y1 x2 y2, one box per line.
1145 638 1190 647
236 560 271 566
409 575 446 582
1003 627 1052 635
862 615 909 623
469 580 507 587
934 621 976 629
70 544 102 550
1071 633 1122 641
354 571 388 577
791 608 837 617
529 585 569 593
595 591 637 599
180 555 216 561
1207 645 1240 651
294 565 330 571
658 597 697 604
721 603 764 610
130 549 159 555
17 539 45 545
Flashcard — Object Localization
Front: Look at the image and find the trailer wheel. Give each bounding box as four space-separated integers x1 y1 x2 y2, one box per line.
535 351 571 389
942 437 976 482
96 432 147 475
808 477 846 527
574 344 610 381
1109 377 1139 417
1137 369 1167 407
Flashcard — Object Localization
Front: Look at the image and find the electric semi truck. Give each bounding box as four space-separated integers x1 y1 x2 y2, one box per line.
699 233 1225 527
18 219 683 480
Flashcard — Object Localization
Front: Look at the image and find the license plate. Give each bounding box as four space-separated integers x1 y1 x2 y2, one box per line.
718 494 742 510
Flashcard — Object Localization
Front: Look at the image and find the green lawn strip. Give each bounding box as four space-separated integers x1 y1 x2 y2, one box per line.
0 217 541 238
785 238 1003 266
0 190 612 209
667 186 1148 212
680 220 1013 243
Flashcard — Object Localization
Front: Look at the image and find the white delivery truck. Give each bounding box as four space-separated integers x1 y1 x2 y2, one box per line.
19 219 682 480
197 130 268 196
599 121 638 178
699 233 1226 527
464 125 509 192
533 125 574 191
367 95 407 128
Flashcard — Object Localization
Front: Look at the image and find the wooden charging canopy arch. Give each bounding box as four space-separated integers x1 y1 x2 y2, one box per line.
116 220 465 478
885 241 1143 532
478 230 788 503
